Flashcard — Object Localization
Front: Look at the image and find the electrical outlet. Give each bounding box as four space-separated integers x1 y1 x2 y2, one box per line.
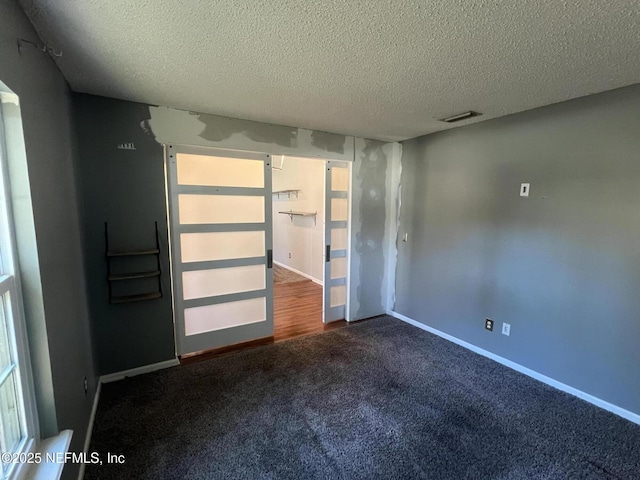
485 319 494 331
502 323 511 336
288 252 291 258
84 376 88 395
520 183 530 197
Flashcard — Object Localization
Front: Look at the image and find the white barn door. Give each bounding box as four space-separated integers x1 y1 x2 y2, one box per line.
324 161 349 322
166 145 273 355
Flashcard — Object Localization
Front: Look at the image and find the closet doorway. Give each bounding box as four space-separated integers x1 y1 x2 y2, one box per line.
272 156 350 341
166 147 350 357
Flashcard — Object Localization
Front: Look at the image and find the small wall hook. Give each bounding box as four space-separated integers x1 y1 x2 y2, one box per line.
17 38 63 57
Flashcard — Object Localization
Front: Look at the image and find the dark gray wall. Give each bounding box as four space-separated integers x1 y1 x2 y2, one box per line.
0 0 97 477
396 84 640 415
73 94 176 375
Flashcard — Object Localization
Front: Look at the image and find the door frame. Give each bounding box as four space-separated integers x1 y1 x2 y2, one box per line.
164 148 353 356
267 154 352 323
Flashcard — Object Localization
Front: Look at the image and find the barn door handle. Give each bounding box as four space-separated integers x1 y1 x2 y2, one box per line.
326 245 331 262
267 249 273 268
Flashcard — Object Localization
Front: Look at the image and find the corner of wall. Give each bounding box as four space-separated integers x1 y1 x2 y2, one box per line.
382 142 402 313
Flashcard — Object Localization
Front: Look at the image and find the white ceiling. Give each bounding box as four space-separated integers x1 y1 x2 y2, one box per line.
20 0 640 142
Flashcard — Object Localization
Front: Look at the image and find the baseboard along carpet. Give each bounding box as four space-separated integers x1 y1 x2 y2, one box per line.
85 316 640 479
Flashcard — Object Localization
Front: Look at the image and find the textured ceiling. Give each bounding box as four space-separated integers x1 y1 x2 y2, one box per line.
20 0 640 142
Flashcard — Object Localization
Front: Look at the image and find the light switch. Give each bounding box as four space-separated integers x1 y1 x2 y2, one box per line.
502 323 511 336
520 183 530 197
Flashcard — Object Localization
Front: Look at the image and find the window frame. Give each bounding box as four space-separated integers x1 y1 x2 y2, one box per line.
0 92 40 480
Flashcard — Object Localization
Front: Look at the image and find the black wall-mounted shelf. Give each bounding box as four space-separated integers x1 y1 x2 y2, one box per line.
105 222 162 304
110 292 162 304
108 270 160 281
106 249 160 257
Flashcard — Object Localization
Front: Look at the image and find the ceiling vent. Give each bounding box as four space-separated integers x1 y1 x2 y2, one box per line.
440 111 482 123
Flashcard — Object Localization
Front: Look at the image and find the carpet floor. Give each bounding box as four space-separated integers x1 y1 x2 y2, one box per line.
85 316 640 479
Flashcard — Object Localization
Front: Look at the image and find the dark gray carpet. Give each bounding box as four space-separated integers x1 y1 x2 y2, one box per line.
85 316 640 479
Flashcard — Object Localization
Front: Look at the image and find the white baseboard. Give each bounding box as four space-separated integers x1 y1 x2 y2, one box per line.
387 310 640 426
78 359 179 478
100 359 179 384
77 381 101 480
273 261 323 286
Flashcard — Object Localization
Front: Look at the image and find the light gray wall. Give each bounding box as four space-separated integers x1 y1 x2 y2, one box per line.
73 95 399 374
0 1 97 477
395 84 640 416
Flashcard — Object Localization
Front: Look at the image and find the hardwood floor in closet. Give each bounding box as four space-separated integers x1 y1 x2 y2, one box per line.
181 269 346 365
274 276 345 341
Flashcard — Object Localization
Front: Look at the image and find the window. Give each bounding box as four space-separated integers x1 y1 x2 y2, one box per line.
0 93 38 479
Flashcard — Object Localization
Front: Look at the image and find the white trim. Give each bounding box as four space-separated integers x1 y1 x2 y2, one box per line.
345 160 353 322
273 261 323 286
322 160 327 322
0 101 41 453
11 438 35 480
100 359 179 384
387 310 640 426
24 430 73 480
77 382 101 480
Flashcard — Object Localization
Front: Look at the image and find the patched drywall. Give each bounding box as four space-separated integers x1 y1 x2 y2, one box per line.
146 106 353 161
311 130 346 154
145 104 400 322
198 114 297 147
394 84 640 416
383 143 402 312
350 139 397 320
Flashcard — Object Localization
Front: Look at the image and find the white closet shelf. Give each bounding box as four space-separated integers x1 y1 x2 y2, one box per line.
273 189 300 199
278 210 317 225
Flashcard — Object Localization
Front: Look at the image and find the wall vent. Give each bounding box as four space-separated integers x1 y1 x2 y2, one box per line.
440 111 481 123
